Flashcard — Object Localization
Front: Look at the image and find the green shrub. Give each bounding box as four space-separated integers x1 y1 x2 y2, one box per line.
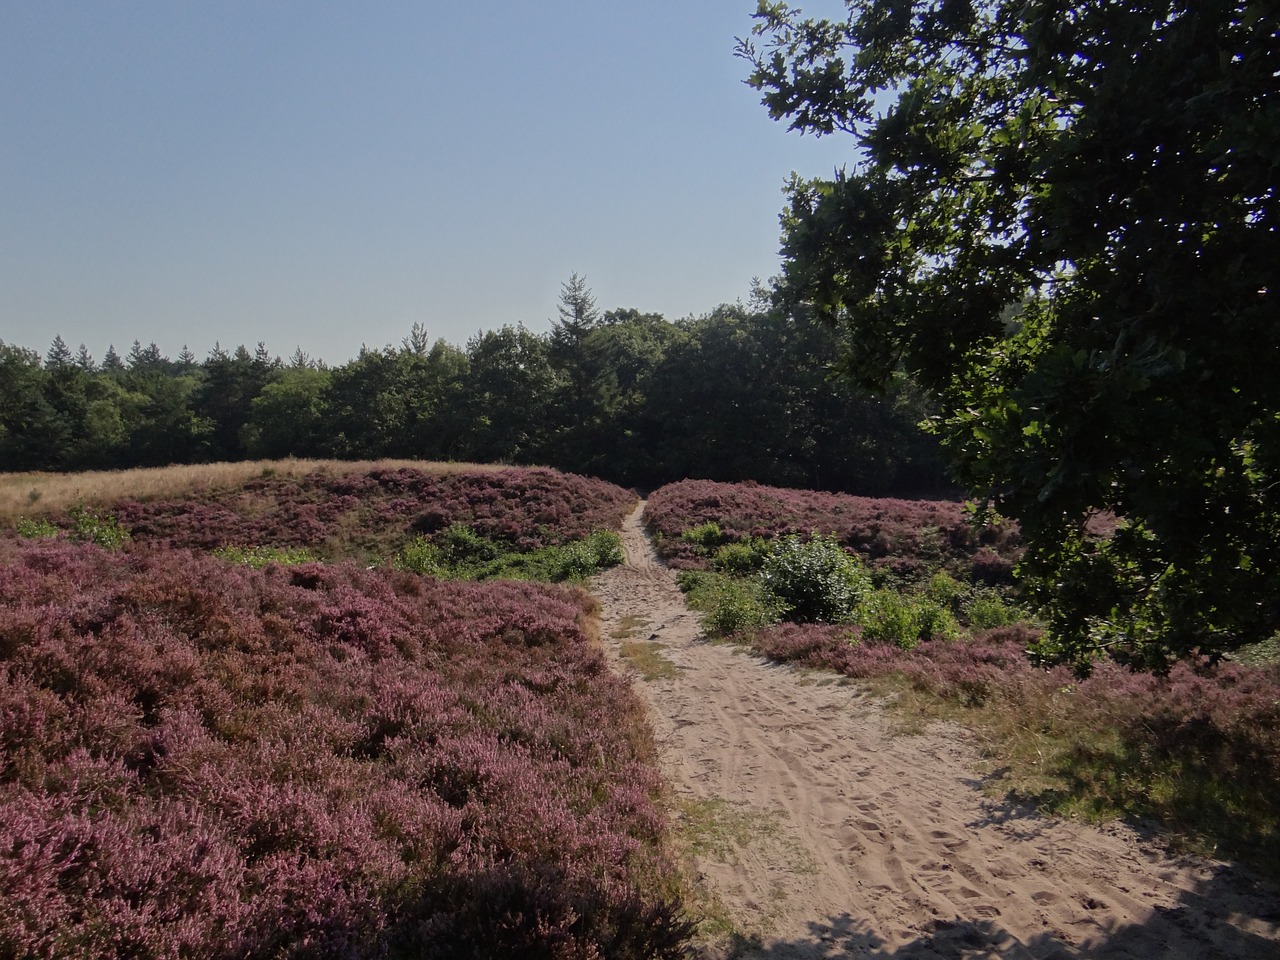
923 570 966 608
68 507 131 549
395 536 447 576
436 523 501 567
396 528 623 583
858 589 959 649
964 589 1027 630
711 537 770 575
213 545 319 568
15 517 58 539
759 534 870 624
550 530 624 581
678 571 780 637
680 521 728 553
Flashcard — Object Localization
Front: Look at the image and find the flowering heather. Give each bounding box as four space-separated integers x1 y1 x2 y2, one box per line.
645 479 1019 582
15 466 635 562
751 621 1280 875
0 541 689 958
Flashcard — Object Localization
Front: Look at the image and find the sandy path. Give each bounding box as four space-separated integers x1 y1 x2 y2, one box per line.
590 503 1279 959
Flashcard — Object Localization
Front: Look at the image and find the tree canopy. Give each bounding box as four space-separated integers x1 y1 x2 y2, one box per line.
738 0 1279 669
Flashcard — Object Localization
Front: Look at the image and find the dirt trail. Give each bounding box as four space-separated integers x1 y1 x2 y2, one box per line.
590 503 1279 959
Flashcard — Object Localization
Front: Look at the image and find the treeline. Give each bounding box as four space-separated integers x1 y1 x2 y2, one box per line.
0 280 946 494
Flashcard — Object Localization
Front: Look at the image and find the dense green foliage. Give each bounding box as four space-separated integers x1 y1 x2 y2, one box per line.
739 0 1279 669
0 293 947 498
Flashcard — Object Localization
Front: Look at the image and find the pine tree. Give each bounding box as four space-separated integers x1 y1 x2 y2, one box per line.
45 335 73 368
102 345 125 372
74 344 95 371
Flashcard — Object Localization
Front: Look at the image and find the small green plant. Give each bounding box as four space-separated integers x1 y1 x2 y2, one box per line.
758 534 870 624
15 516 58 539
619 641 679 680
857 589 959 649
680 521 728 553
396 527 623 583
436 522 500 567
394 535 448 576
679 571 780 637
213 545 319 568
923 570 966 608
68 506 131 549
711 537 770 575
964 589 1027 630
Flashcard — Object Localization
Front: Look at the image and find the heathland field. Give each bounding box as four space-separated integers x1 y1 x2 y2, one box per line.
1 463 1277 958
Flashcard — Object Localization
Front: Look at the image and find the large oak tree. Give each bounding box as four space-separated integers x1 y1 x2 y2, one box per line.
738 0 1279 669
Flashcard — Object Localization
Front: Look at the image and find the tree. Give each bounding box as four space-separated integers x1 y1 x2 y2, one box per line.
551 272 601 356
45 336 73 368
739 0 1279 669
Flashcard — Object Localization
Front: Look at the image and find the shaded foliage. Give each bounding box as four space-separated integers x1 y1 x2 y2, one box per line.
0 292 947 498
739 0 1280 667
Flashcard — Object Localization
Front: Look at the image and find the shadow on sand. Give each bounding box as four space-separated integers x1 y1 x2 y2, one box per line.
695 848 1279 960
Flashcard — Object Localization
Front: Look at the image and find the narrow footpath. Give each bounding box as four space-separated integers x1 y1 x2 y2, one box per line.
589 503 1280 960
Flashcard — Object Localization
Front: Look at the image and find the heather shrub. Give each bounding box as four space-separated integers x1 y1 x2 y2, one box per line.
0 542 690 958
758 534 870 624
646 479 1021 583
85 466 635 561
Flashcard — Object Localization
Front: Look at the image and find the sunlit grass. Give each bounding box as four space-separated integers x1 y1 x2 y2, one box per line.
619 641 679 680
0 458 504 523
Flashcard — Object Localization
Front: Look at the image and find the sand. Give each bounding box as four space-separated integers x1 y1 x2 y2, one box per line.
590 503 1280 959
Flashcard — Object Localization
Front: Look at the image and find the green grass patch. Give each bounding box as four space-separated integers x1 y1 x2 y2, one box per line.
619 641 679 681
212 545 321 567
394 524 624 584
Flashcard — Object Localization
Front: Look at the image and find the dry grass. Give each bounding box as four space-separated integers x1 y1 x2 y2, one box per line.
619 641 680 681
0 459 504 524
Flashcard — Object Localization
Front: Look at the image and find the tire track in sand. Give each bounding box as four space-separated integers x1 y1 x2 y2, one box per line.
590 503 1279 959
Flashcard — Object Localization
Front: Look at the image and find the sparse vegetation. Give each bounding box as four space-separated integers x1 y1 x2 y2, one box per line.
652 477 1280 881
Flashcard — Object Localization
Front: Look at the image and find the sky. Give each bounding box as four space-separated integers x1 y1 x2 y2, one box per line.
1 1 855 366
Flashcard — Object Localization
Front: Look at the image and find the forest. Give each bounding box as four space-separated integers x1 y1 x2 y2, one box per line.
0 278 946 498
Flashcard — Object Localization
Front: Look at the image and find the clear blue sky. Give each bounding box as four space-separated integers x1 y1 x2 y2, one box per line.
1 1 853 365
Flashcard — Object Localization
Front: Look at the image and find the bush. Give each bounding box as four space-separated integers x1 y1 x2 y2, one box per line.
964 589 1027 630
711 537 770 575
858 589 959 649
678 571 780 637
759 534 870 624
551 530 624 581
923 570 966 609
680 521 728 553
14 517 57 539
395 528 624 584
68 506 131 549
394 535 447 576
436 522 501 567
